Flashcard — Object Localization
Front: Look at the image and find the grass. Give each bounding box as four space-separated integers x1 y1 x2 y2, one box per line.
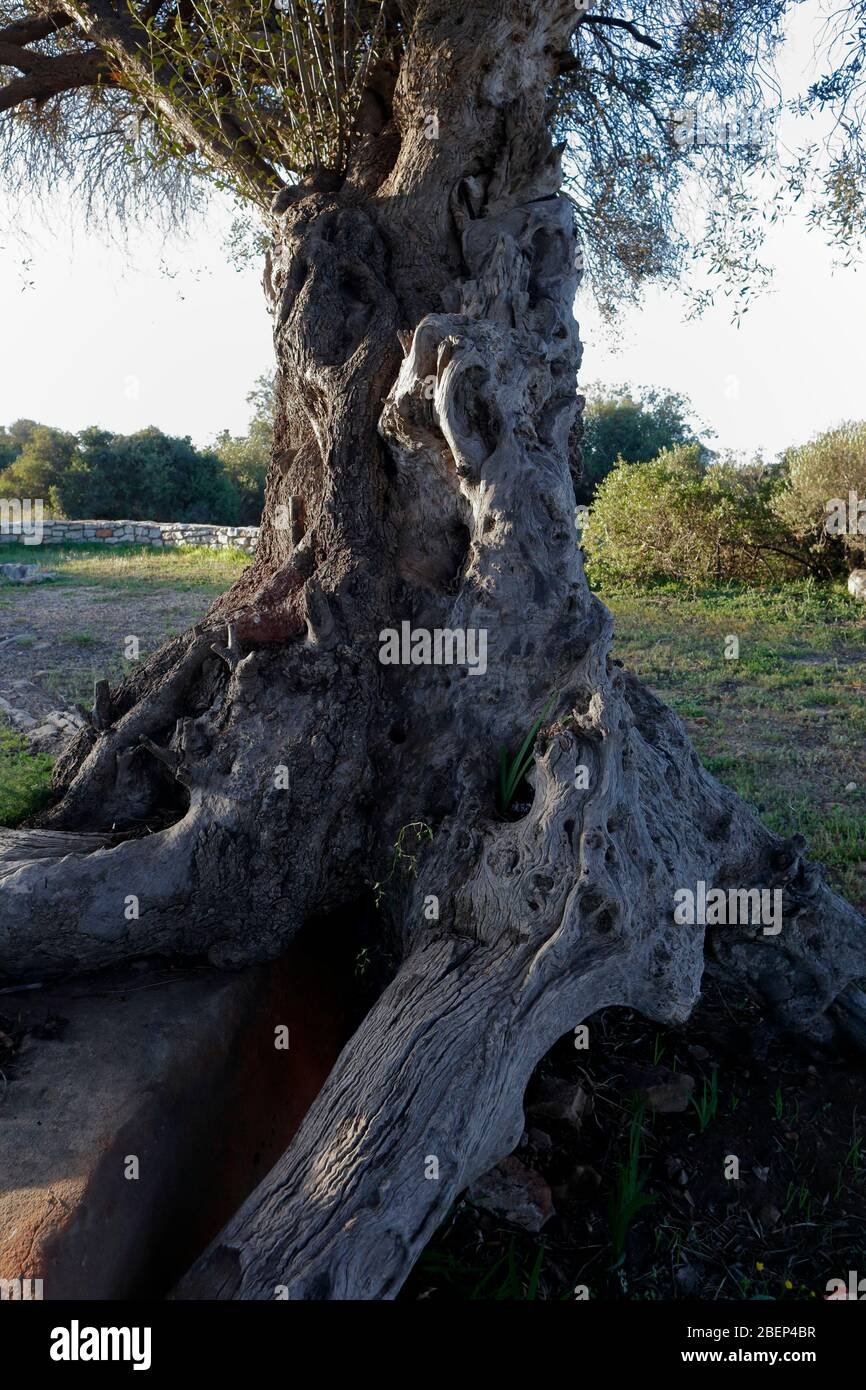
609 1102 655 1266
38 658 141 710
0 540 251 596
602 578 866 908
690 1067 719 1133
0 720 54 825
372 821 434 907
0 542 254 826
417 1237 548 1299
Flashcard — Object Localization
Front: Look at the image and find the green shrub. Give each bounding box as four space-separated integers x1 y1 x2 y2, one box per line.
583 446 810 588
0 421 240 524
772 422 866 572
0 421 78 512
576 382 707 502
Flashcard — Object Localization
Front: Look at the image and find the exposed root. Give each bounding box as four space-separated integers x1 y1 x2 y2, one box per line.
175 641 866 1299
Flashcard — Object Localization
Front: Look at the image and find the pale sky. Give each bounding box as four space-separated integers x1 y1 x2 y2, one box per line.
0 0 862 458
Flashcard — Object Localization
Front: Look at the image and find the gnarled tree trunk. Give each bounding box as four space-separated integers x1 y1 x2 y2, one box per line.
2 0 864 1299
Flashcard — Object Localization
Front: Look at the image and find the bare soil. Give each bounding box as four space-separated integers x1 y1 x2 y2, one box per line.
0 582 215 722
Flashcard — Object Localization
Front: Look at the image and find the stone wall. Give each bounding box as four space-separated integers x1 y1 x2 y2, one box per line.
0 518 259 552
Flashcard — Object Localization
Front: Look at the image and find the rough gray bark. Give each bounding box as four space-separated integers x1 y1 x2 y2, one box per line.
2 0 865 1299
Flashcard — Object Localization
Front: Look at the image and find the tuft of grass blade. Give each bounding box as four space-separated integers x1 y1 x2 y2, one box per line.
498 692 557 814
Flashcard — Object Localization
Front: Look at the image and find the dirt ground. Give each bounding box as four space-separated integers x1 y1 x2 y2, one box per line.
402 988 866 1301
0 582 215 723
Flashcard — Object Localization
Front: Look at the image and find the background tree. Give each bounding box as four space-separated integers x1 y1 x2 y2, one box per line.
58 424 238 520
2 0 866 1301
0 420 29 470
576 381 708 501
211 373 275 524
0 418 78 506
0 418 241 520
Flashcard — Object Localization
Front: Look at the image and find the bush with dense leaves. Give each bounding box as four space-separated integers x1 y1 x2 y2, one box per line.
582 446 814 587
0 421 78 505
0 378 276 527
576 382 707 502
57 427 237 523
772 422 866 571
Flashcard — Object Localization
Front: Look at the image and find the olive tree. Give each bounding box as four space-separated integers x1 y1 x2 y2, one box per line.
2 0 865 1300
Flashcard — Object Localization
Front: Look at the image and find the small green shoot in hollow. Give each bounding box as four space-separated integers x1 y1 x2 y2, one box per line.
498 693 557 816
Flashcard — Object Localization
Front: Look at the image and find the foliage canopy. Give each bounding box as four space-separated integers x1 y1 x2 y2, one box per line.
1 2 864 306
0 417 240 520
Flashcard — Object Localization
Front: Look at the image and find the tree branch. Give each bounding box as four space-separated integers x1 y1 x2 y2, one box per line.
0 11 74 47
0 34 80 73
54 0 281 199
0 44 113 110
581 14 662 50
0 37 45 71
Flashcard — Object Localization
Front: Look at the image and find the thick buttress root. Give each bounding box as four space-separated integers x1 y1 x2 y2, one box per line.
175 657 865 1300
0 630 381 979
